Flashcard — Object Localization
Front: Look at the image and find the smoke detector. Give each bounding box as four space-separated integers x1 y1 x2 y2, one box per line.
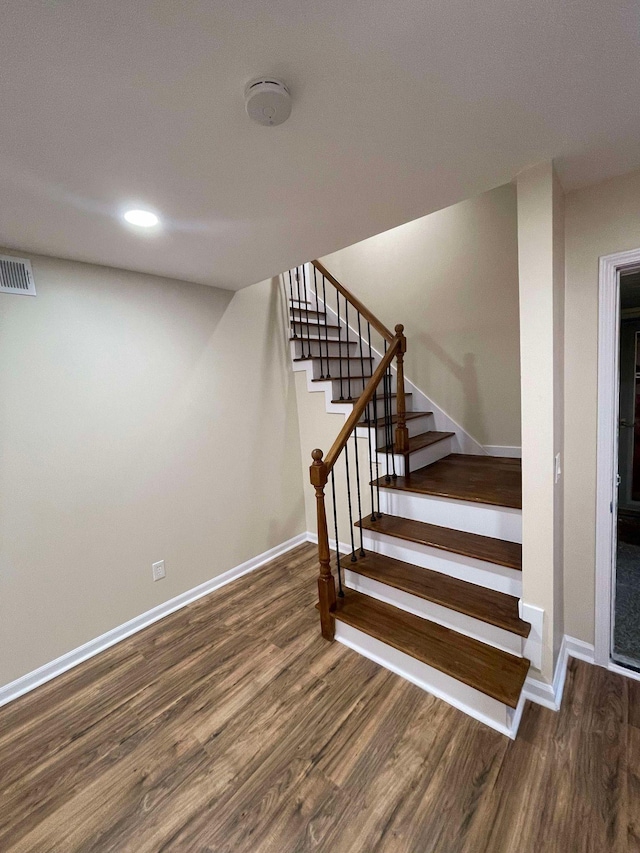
245 78 292 126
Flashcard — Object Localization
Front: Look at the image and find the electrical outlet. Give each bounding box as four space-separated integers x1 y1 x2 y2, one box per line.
152 560 165 581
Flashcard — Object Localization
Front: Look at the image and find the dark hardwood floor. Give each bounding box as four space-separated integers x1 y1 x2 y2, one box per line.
0 542 638 852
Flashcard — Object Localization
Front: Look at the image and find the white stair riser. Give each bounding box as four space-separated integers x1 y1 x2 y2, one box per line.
290 309 328 322
355 414 435 445
306 357 374 380
334 621 523 738
377 491 522 544
291 339 360 359
361 529 522 596
291 321 346 340
325 375 397 402
377 436 453 477
344 569 524 656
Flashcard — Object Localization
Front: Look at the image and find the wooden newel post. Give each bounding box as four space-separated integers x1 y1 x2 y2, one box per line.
394 324 409 456
310 449 337 640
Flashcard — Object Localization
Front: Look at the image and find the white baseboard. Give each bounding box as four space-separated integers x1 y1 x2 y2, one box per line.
565 635 595 664
519 601 543 670
484 445 522 458
0 532 309 709
523 634 596 712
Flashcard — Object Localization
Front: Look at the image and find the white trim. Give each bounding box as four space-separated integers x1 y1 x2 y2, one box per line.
608 660 640 682
565 635 595 664
523 634 595 712
522 635 568 711
378 489 522 544
0 533 309 709
362 529 522 596
483 445 522 458
595 247 640 668
519 601 543 670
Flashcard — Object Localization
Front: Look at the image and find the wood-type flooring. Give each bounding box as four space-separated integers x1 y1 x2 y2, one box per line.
1 543 638 852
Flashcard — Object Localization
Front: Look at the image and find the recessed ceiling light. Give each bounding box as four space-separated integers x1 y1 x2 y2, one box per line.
123 209 159 227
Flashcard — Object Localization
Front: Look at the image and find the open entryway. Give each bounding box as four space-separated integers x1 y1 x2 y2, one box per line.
614 273 640 669
596 248 640 677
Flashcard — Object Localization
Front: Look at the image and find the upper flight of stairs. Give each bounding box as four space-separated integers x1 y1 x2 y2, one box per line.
287 267 530 738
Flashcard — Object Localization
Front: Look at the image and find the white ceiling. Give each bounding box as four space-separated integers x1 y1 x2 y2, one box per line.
1 1 640 290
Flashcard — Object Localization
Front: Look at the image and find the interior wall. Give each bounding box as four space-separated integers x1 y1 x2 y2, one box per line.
319 183 521 448
0 251 305 688
516 162 564 683
564 166 640 645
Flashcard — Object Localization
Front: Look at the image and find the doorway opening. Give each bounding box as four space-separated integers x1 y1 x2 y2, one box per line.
595 248 640 676
614 271 640 670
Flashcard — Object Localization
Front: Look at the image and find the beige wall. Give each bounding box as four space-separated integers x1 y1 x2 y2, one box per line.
564 167 640 644
516 163 565 682
320 184 521 447
0 252 305 687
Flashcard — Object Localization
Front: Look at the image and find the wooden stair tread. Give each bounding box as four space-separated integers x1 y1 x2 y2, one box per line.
379 430 455 454
359 411 433 427
375 454 522 510
357 514 522 571
343 551 530 637
332 392 412 404
332 590 529 707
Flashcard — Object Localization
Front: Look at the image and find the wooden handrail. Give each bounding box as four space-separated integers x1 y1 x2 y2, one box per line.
294 259 408 641
312 260 395 343
324 336 401 472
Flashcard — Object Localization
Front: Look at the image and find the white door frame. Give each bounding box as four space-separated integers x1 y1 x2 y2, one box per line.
595 247 640 669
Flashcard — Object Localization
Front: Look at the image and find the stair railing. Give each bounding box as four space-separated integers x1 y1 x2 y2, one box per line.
285 261 408 640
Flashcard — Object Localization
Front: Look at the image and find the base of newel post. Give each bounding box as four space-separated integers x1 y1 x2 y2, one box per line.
318 575 337 640
395 425 410 454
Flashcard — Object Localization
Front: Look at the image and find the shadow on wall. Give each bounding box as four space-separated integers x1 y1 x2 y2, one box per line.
414 331 486 444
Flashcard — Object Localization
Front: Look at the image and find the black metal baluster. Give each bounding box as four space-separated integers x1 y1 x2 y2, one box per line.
302 265 312 360
387 359 397 479
337 291 344 400
330 468 344 597
345 299 352 401
322 275 331 377
312 266 324 378
368 324 382 518
356 310 367 386
344 445 357 562
295 267 304 354
361 318 376 521
352 432 365 557
353 308 367 551
383 341 392 483
288 270 297 338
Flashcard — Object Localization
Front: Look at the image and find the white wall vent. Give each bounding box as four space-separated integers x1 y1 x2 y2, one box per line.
0 255 36 296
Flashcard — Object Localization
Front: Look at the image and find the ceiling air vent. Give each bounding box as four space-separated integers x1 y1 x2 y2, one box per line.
0 255 36 296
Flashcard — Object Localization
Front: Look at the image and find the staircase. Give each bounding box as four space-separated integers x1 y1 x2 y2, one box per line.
285 261 530 738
